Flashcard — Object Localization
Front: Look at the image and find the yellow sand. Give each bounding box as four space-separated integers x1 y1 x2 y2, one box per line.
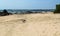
0 13 60 36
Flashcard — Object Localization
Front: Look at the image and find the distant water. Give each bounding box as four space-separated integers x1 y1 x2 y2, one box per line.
0 9 55 13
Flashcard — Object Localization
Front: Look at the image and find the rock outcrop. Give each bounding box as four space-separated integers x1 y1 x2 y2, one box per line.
0 9 12 16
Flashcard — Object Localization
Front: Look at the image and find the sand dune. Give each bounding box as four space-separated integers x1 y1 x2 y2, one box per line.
0 13 60 36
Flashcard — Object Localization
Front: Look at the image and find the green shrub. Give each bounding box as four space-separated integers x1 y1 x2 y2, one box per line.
54 4 60 13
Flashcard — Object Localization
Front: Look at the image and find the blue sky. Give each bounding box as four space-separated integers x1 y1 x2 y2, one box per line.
0 0 60 9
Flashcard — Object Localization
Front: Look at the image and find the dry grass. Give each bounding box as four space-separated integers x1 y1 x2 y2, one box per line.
0 13 60 36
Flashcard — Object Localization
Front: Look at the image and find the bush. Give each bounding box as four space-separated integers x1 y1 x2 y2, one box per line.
54 4 60 13
26 11 32 14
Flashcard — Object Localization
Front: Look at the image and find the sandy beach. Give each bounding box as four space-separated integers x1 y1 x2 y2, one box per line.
0 13 60 36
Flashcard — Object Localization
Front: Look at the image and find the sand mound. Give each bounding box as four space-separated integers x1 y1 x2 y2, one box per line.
0 13 60 36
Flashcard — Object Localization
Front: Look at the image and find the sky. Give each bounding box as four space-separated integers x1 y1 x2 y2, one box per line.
0 0 60 9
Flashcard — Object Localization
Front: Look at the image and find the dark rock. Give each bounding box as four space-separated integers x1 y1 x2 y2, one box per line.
0 9 12 16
